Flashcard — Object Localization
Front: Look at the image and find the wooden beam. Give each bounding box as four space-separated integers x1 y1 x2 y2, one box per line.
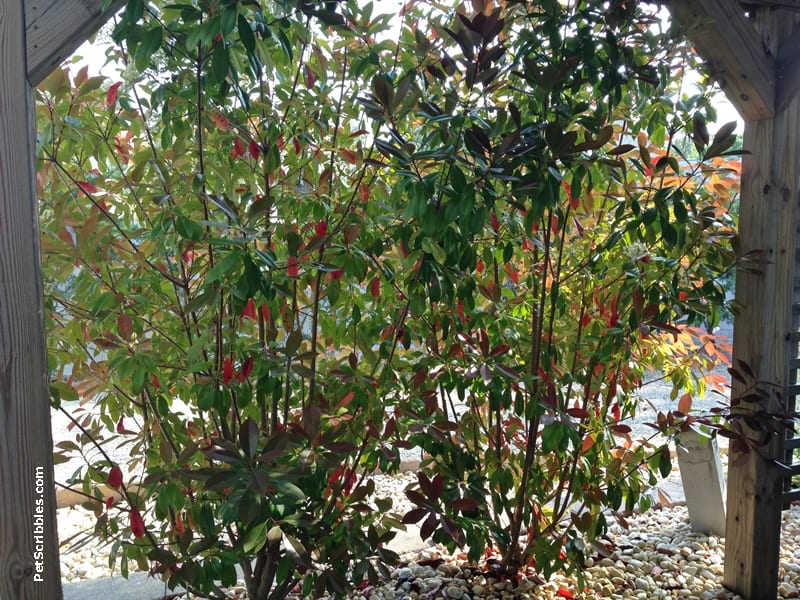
0 1 63 598
668 0 775 120
742 1 800 8
25 0 124 87
724 10 800 599
776 26 800 111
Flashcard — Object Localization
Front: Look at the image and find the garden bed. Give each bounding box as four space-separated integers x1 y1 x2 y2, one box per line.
58 468 800 600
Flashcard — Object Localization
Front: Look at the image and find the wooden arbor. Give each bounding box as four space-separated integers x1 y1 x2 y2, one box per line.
0 2 118 598
668 1 800 598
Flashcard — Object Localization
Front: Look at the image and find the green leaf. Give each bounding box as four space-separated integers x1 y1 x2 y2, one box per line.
421 238 446 264
221 5 238 35
175 215 204 242
212 45 230 84
276 480 306 501
136 26 164 71
206 250 241 283
242 521 267 554
238 15 256 56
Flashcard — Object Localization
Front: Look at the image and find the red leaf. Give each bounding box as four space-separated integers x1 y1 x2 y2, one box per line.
451 497 479 512
678 393 692 414
566 407 589 419
457 300 467 323
77 181 99 195
344 224 360 246
340 148 358 164
223 358 234 385
240 357 254 379
287 255 299 278
337 391 355 408
130 506 145 539
241 298 257 320
117 314 133 341
420 513 438 540
208 111 231 131
260 304 271 322
490 210 500 233
305 64 316 89
106 81 122 108
249 139 260 160
402 508 428 524
108 465 123 490
151 375 160 390
57 228 75 246
370 277 381 298
314 220 328 238
562 180 579 210
359 182 370 203
105 496 115 510
116 416 126 434
505 263 519 284
231 137 246 159
173 513 185 535
330 268 344 280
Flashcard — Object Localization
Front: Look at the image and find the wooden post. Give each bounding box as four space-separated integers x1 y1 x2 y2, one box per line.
0 1 62 598
723 10 800 599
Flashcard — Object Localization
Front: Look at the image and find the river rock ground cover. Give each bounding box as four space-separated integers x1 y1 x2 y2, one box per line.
58 467 800 600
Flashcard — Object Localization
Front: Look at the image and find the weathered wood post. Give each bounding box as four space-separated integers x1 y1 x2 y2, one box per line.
0 1 122 597
0 2 62 597
668 2 800 598
724 10 800 595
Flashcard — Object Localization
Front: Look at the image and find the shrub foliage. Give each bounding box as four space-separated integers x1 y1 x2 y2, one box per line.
39 0 739 597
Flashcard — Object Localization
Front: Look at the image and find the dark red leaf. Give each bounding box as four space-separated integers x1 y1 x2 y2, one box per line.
249 139 260 160
240 357 255 379
405 489 430 507
402 508 427 524
223 358 234 385
130 506 145 538
417 472 434 498
451 497 479 512
108 465 123 490
420 512 438 540
566 407 589 420
431 473 444 500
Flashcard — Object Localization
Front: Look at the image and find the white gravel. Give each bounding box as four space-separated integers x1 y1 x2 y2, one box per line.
57 467 800 599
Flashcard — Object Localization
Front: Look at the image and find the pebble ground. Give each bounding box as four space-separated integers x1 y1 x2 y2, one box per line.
57 470 800 600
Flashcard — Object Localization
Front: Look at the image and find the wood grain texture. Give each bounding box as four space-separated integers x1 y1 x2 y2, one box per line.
0 1 62 598
668 0 775 120
776 26 800 111
742 1 800 8
25 0 124 86
724 10 800 598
